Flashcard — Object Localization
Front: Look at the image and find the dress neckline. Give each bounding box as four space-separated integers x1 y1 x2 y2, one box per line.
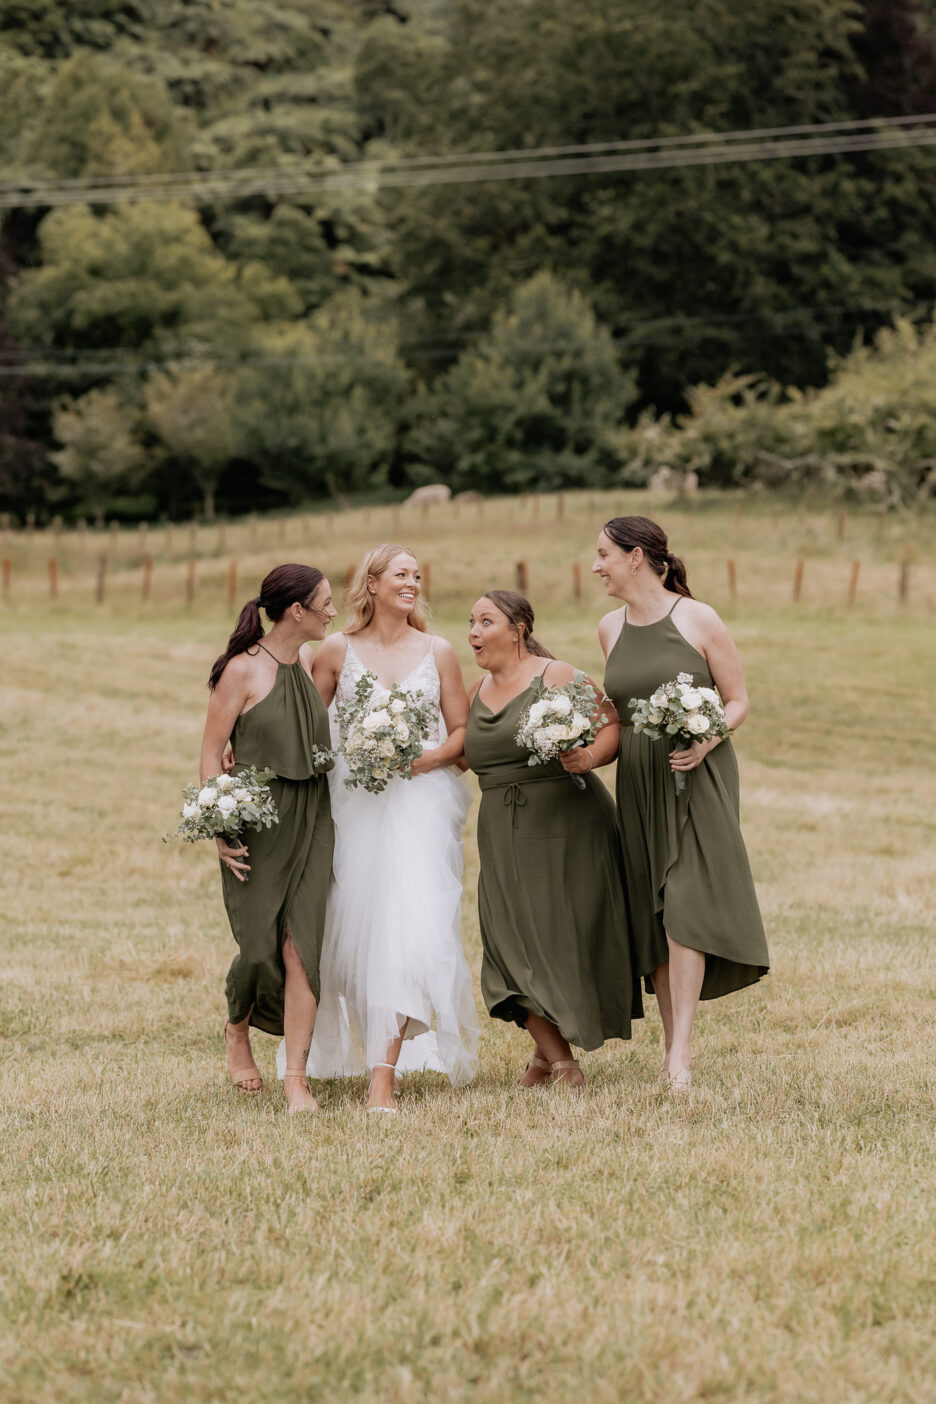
474 666 549 720
622 597 680 629
344 634 435 691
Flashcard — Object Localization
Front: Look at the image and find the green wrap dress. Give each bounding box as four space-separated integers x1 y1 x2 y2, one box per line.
603 600 768 1000
221 648 334 1036
464 677 642 1051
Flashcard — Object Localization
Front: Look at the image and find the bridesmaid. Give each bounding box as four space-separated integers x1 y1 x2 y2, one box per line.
595 516 769 1090
464 589 642 1087
200 564 337 1113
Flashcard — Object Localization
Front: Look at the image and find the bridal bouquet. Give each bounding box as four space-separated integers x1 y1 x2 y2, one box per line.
164 766 279 843
515 670 607 790
629 672 730 794
337 674 432 794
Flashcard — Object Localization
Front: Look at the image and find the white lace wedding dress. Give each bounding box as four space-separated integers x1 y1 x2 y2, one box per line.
278 635 479 1085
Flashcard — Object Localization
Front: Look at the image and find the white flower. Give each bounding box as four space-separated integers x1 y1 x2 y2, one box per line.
182 802 199 819
544 723 567 743
233 787 251 803
362 708 391 732
216 774 234 790
373 767 389 781
551 694 572 716
650 689 668 709
217 794 237 814
378 738 395 759
570 712 588 736
529 700 549 724
698 687 719 704
648 711 663 726
680 689 703 710
395 722 410 743
676 672 693 684
372 687 391 707
197 786 217 806
686 713 710 734
533 727 552 749
390 698 407 714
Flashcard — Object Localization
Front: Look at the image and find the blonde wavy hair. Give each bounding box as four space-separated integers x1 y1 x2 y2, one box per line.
344 543 430 635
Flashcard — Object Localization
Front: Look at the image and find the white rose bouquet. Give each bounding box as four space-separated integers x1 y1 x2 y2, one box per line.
515 670 608 790
337 673 432 794
163 766 279 844
629 671 730 794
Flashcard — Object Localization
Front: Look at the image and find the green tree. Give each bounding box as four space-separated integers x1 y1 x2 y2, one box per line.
50 387 144 524
144 364 236 519
233 294 409 502
410 271 636 492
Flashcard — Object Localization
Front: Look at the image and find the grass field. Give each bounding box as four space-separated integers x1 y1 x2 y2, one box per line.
2 492 935 1403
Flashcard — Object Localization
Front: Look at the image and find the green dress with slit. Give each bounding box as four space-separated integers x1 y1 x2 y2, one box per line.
603 600 768 1000
464 681 642 1051
220 649 334 1035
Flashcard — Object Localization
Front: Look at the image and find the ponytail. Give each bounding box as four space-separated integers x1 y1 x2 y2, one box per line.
209 597 264 690
665 551 693 599
207 563 326 689
603 517 694 599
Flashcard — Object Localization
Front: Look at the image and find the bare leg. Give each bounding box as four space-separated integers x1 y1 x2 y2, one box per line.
524 1013 585 1087
283 933 319 1112
665 934 705 1088
517 1033 552 1088
651 962 674 1080
368 1018 409 1111
224 1011 262 1094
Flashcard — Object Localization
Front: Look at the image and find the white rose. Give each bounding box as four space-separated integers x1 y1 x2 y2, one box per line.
182 802 199 819
197 786 217 806
395 722 410 743
378 738 395 759
215 774 234 790
217 794 237 813
699 687 719 704
363 708 391 731
390 699 407 714
373 767 389 781
680 690 702 710
648 711 663 725
570 712 588 735
551 694 572 716
686 713 710 734
372 688 391 707
650 689 668 709
233 787 251 803
533 727 552 749
545 723 566 743
529 700 549 724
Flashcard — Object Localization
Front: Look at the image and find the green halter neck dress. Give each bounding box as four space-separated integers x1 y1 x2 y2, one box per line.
464 670 642 1051
603 599 768 1000
220 645 334 1036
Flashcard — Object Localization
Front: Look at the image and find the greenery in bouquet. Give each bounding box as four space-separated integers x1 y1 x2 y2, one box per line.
337 674 431 794
629 672 731 793
515 670 607 790
163 766 278 843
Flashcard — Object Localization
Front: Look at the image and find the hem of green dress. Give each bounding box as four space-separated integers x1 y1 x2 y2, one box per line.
487 994 632 1052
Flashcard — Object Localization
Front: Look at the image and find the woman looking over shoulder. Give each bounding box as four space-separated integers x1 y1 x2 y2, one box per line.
302 544 479 1113
594 516 769 1091
201 564 337 1113
464 590 642 1089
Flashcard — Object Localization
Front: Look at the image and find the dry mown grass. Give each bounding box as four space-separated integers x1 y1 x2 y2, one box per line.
1 494 935 1402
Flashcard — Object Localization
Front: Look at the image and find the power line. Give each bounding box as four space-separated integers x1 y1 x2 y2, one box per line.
3 116 936 210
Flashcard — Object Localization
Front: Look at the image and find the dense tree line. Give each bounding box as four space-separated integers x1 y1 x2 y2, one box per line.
2 0 936 520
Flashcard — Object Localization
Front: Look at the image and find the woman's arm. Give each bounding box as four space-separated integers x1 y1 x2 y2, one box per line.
411 640 469 775
311 634 345 707
548 662 620 774
200 657 253 880
670 605 749 775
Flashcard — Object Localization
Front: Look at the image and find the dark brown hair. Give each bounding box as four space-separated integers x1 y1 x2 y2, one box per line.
208 563 325 688
484 589 555 659
602 515 693 598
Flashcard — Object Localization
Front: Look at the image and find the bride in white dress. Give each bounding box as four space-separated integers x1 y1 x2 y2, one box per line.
280 543 479 1112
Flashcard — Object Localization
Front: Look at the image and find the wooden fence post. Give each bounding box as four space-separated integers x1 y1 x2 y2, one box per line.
227 560 237 611
898 560 910 604
572 561 582 601
188 522 198 556
26 512 35 540
792 559 804 603
48 557 58 600
186 557 196 607
726 559 737 604
2 558 10 600
95 554 107 604
557 494 565 521
515 561 529 592
142 555 153 602
422 561 432 603
847 561 860 607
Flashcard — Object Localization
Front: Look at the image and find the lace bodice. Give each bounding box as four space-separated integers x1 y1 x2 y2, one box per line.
334 636 443 745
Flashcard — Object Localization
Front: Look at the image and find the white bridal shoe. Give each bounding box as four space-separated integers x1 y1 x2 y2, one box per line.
367 1063 399 1115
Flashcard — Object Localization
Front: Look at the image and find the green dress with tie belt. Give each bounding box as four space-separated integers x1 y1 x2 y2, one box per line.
220 652 334 1036
464 686 642 1051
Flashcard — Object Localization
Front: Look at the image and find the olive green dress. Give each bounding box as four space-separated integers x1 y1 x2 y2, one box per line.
603 600 768 1000
221 647 334 1036
464 678 642 1051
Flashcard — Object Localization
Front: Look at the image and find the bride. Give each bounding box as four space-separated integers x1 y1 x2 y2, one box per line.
280 542 479 1112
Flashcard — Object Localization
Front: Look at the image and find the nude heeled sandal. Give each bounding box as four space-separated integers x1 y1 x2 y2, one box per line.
550 1058 586 1088
223 1020 263 1095
517 1054 551 1087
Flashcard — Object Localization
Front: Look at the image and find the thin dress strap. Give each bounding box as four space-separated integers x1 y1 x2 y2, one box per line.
667 596 681 617
254 641 281 664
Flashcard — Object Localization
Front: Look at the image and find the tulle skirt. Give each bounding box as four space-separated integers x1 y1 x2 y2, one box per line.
277 745 479 1086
